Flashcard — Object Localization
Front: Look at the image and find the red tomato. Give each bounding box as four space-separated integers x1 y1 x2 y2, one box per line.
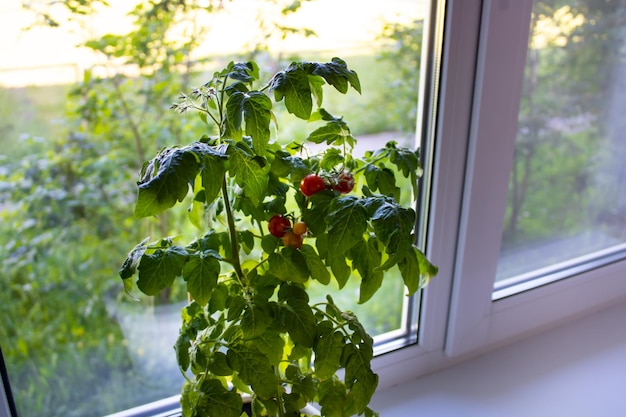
268 215 291 238
300 174 327 197
333 171 355 194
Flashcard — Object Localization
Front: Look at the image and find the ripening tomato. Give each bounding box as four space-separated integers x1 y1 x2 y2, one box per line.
281 231 303 249
300 174 327 197
292 221 307 236
332 171 355 194
268 215 291 238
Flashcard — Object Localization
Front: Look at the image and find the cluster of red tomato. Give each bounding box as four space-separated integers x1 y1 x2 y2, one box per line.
299 171 355 197
268 171 355 248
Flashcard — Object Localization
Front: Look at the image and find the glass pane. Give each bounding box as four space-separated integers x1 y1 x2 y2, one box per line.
0 1 430 416
496 1 626 289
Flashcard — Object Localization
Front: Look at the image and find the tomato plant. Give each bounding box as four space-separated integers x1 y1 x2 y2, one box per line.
268 214 291 237
119 59 437 417
300 173 327 196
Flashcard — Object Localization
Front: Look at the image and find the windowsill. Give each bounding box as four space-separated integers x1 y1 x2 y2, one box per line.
371 299 626 417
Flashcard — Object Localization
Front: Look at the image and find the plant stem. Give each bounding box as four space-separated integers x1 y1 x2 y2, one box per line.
221 178 246 284
275 366 286 417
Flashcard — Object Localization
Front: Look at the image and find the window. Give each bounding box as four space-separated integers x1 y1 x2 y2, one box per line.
0 0 435 416
442 0 626 357
3 0 626 416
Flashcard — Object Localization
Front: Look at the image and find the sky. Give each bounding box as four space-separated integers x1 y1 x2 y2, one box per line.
0 0 426 87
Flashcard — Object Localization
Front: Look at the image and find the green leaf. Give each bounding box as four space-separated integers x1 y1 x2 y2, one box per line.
268 248 310 283
300 244 331 285
228 144 270 206
314 321 344 379
269 65 312 119
137 246 189 295
302 191 334 236
241 305 272 339
200 152 227 205
198 378 243 417
227 61 258 83
326 196 368 256
225 91 245 141
344 342 378 414
183 251 221 306
286 363 316 403
249 330 284 366
227 345 278 399
208 351 233 376
135 147 200 218
119 237 149 279
243 91 272 156
398 246 438 296
371 201 416 256
350 238 384 304
282 298 317 348
174 332 191 371
319 379 349 417
307 57 362 94
306 122 344 144
328 252 351 289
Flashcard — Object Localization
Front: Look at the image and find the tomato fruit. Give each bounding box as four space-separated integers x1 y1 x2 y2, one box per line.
300 174 327 197
268 215 291 238
333 171 355 194
292 221 307 236
281 231 303 249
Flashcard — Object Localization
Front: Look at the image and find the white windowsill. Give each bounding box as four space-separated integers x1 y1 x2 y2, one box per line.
371 299 626 417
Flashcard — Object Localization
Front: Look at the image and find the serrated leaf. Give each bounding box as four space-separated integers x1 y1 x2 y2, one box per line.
137 246 189 295
306 122 343 144
269 66 312 119
282 298 316 348
208 351 233 376
135 147 200 218
326 196 368 256
241 305 272 339
228 145 270 205
225 91 245 141
227 345 278 399
320 148 345 171
119 237 149 279
308 73 325 109
183 251 220 306
198 378 243 417
399 246 438 296
302 191 334 235
308 57 361 94
174 332 191 371
371 201 416 256
227 61 258 82
249 330 284 366
314 322 344 379
268 248 310 283
286 364 316 403
300 244 331 285
328 252 351 289
344 342 378 414
200 152 227 205
319 379 348 417
243 91 272 156
350 238 384 304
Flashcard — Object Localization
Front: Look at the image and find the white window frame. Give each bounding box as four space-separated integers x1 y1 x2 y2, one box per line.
373 0 626 390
